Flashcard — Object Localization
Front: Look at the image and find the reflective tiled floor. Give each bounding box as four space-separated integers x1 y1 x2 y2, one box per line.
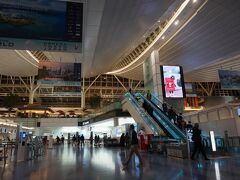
1 145 240 180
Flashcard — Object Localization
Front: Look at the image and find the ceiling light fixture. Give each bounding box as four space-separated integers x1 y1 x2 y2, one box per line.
161 36 165 40
174 20 179 26
193 0 197 3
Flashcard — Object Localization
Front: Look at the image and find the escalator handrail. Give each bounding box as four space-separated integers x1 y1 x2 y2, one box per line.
150 94 179 115
136 93 186 141
124 92 161 136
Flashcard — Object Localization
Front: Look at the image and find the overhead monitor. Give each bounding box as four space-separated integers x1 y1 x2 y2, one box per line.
0 0 83 52
218 70 240 90
37 62 81 86
160 65 186 98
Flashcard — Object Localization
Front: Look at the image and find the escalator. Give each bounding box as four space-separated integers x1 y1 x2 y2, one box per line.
122 92 186 142
122 92 162 136
135 93 186 142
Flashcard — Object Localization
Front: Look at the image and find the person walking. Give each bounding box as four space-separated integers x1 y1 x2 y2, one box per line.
125 132 130 148
80 134 85 147
123 124 143 170
191 123 210 160
120 133 125 147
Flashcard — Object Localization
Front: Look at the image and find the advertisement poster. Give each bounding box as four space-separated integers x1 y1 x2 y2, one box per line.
37 62 81 86
160 66 185 98
218 70 240 90
0 0 82 52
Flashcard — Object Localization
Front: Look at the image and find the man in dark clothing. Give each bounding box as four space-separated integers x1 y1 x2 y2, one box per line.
191 123 209 160
146 90 152 101
123 124 143 169
176 113 183 128
162 102 168 115
186 121 193 129
168 107 176 123
120 133 125 147
80 134 85 146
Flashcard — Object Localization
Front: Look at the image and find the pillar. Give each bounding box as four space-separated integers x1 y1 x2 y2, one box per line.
143 50 163 103
143 50 184 112
81 77 85 108
113 117 119 127
29 90 34 104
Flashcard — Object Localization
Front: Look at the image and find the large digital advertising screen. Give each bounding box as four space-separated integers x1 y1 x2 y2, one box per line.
160 66 186 98
37 62 81 86
0 0 83 52
218 70 240 90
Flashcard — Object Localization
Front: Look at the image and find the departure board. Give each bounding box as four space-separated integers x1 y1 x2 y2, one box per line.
0 0 83 52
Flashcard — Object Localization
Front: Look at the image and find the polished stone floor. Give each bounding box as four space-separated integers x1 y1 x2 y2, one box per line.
1 145 240 180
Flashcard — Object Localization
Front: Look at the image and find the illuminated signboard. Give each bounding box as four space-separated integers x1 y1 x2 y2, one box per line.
0 0 83 52
37 62 81 86
82 121 90 126
160 66 186 98
218 70 240 90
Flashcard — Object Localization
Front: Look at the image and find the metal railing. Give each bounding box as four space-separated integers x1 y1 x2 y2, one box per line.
136 93 186 142
123 92 161 136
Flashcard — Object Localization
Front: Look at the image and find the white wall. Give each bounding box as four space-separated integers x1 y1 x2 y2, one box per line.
184 103 240 136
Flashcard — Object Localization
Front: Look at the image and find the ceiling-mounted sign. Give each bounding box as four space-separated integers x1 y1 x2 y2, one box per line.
218 70 240 90
37 62 81 86
0 0 83 52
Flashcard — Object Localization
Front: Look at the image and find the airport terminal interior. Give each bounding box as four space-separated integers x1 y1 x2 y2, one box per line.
1 0 240 179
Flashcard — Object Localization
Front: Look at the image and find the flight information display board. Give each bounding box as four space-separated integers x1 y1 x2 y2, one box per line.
0 0 83 52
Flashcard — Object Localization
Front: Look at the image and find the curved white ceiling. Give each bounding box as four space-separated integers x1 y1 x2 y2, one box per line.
0 0 240 83
91 0 176 76
157 0 240 81
0 49 38 76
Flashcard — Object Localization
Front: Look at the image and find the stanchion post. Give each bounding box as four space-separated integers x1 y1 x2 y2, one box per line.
185 129 191 160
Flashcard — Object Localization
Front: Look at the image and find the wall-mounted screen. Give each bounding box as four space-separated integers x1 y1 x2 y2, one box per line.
160 65 186 98
218 70 240 90
37 62 81 86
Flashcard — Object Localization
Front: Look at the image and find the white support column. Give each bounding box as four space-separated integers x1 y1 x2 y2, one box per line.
113 117 119 127
150 50 163 102
28 76 38 104
81 77 85 109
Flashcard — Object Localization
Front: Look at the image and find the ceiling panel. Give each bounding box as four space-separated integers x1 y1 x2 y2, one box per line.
157 0 240 81
91 0 176 75
0 50 38 76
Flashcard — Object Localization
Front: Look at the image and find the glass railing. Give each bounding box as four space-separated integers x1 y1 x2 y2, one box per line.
135 93 186 142
124 92 161 136
80 101 122 122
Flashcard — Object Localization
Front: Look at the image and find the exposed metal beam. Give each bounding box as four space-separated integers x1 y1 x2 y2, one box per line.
113 75 127 91
84 75 101 93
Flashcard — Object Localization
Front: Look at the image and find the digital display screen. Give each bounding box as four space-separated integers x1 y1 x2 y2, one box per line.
160 66 186 98
0 0 83 52
0 0 82 42
219 70 240 90
37 62 81 86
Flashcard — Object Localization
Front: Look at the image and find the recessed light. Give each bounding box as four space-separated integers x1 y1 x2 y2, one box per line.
161 36 165 40
158 20 161 23
174 20 179 26
193 0 197 3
